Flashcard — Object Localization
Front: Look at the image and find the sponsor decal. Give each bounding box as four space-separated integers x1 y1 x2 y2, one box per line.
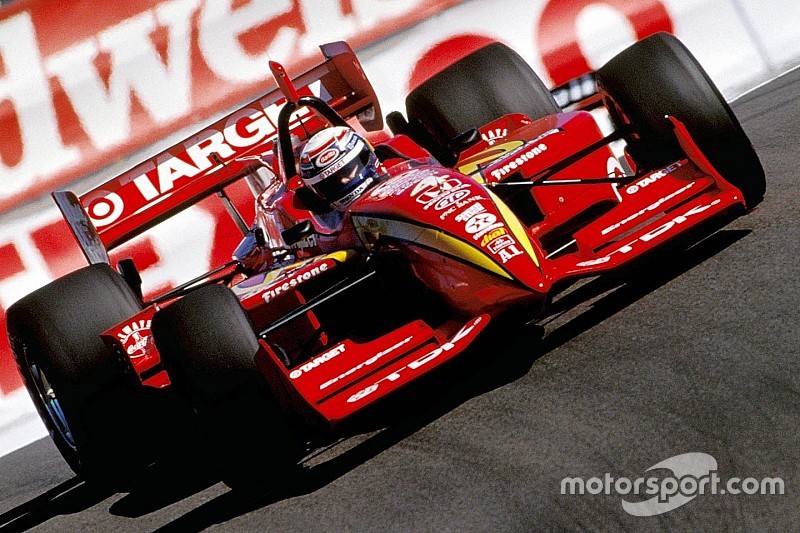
438 195 486 221
294 233 318 250
438 206 457 220
316 148 339 166
455 202 487 223
88 191 125 227
319 335 415 391
577 199 722 267
479 227 507 247
602 181 696 236
346 316 484 403
410 174 455 198
317 152 351 181
453 205 524 265
85 103 305 228
410 172 469 205
490 143 548 180
264 261 329 302
465 212 505 240
484 232 513 253
331 176 374 209
433 188 472 210
289 343 346 379
411 175 472 211
368 170 434 200
456 205 526 265
485 130 559 181
481 128 508 145
624 162 683 195
497 244 524 264
116 319 152 359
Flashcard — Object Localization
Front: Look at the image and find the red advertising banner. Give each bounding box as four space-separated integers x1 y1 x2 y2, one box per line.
0 0 471 394
0 0 466 214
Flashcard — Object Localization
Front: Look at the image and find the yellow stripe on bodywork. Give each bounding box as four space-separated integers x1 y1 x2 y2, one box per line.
352 216 512 280
486 190 540 268
325 249 357 264
262 249 358 285
232 250 358 298
456 140 525 179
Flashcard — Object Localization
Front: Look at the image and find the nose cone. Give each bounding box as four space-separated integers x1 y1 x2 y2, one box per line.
350 163 549 293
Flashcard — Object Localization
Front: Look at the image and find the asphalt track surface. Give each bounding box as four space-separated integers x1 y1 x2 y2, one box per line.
0 69 798 532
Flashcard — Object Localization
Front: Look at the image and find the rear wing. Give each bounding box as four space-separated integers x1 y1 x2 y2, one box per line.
57 41 382 262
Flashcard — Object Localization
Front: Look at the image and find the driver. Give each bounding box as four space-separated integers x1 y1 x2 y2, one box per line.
245 126 379 270
299 126 380 212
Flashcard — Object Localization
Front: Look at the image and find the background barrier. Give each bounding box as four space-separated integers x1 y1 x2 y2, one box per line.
1 0 798 452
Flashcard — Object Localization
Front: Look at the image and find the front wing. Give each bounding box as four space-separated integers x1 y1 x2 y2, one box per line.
258 314 491 426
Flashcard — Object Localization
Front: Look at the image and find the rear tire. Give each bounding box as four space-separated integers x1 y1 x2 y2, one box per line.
152 284 304 491
6 264 152 485
406 42 560 164
596 32 765 207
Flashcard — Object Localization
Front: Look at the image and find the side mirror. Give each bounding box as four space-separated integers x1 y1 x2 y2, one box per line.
117 258 143 301
281 220 314 246
253 227 267 247
232 227 268 263
386 111 410 136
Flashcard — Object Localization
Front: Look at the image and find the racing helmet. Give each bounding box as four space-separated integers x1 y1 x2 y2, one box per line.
299 126 379 210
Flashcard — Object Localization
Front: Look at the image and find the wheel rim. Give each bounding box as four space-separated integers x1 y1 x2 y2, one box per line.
28 363 77 452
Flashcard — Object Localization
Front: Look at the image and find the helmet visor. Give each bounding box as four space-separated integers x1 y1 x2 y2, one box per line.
311 148 376 204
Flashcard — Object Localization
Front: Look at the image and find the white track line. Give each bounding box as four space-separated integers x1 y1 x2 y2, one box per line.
731 63 800 102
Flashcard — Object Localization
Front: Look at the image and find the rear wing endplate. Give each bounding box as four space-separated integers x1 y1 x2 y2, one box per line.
53 190 110 265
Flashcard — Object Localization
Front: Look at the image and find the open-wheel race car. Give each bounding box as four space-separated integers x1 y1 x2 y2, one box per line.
6 33 765 489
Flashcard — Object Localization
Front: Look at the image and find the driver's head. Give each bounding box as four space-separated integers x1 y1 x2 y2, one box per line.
299 126 379 211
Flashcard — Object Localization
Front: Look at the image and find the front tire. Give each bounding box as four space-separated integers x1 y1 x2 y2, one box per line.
405 42 560 164
152 284 304 490
6 264 152 485
596 32 765 207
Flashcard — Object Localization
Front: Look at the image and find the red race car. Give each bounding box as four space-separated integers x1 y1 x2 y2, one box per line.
7 33 764 489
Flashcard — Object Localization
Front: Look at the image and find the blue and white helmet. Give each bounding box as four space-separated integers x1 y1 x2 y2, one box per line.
299 126 379 210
